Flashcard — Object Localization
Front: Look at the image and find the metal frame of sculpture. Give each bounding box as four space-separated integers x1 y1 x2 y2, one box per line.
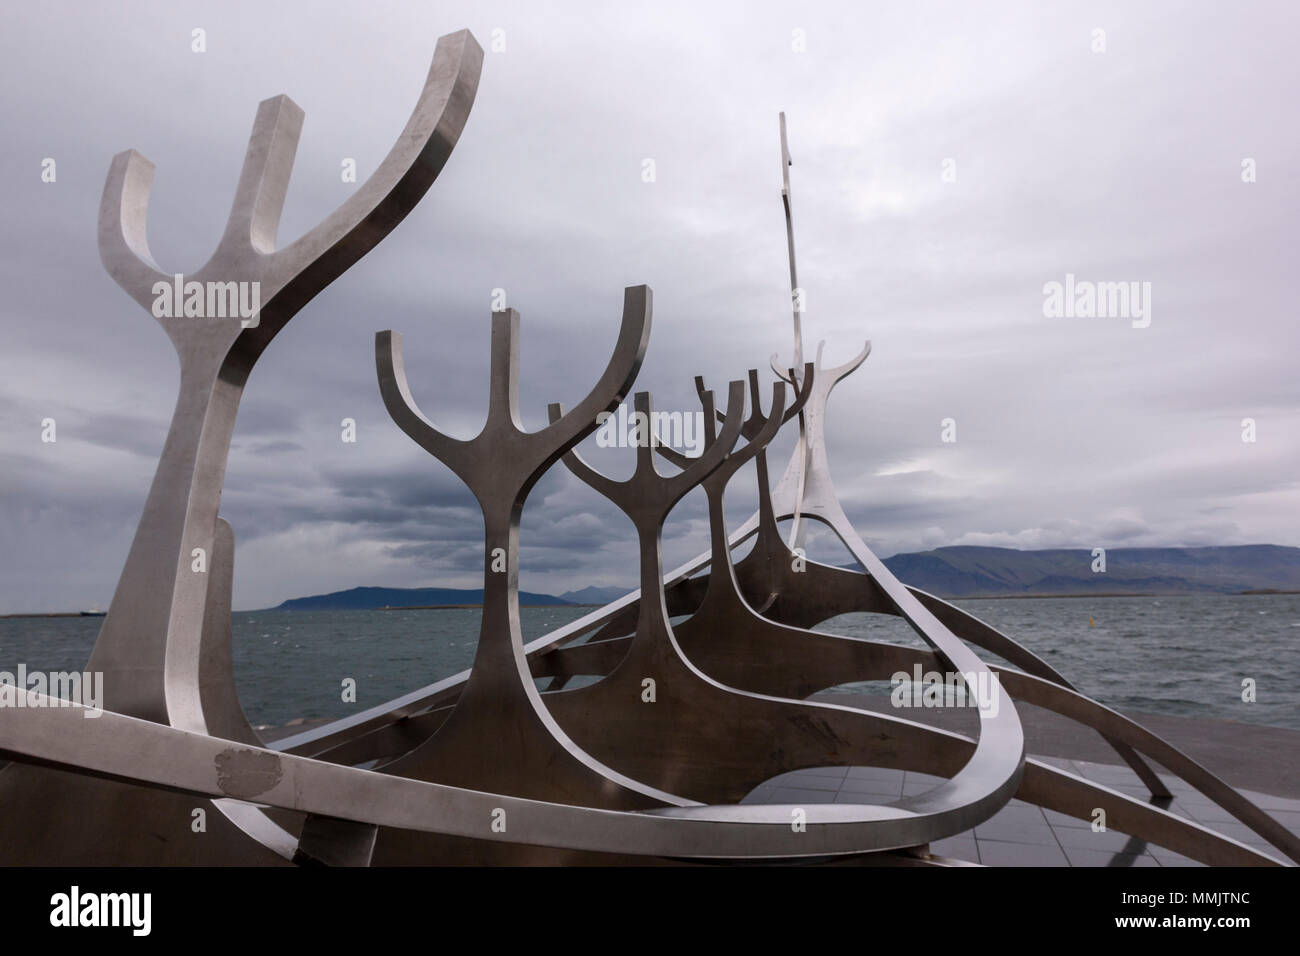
0 30 1295 867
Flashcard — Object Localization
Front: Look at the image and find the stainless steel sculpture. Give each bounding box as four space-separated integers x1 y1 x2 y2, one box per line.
0 37 1295 867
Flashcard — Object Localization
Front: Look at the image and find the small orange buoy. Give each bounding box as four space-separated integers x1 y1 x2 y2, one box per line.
1089 616 1095 627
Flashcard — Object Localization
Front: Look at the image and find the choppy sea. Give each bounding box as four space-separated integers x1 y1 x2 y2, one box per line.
1 594 1296 731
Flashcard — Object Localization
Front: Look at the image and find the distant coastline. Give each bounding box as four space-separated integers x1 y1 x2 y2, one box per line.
12 544 1300 616
956 589 1300 601
0 610 105 619
255 544 1300 610
8 590 1296 618
376 603 605 611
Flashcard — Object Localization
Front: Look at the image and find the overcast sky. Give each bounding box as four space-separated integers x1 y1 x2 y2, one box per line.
1 0 1296 613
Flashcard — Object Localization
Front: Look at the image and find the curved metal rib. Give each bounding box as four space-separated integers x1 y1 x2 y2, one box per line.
3 693 1278 866
375 329 469 472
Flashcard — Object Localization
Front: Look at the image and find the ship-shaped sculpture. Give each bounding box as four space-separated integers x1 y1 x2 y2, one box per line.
0 30 1294 867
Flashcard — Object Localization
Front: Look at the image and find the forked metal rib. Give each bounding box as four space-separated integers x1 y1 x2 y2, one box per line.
90 29 484 730
370 289 692 836
0 29 484 866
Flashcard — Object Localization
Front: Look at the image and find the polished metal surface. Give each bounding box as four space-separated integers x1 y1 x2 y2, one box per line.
90 29 482 727
0 28 483 865
0 51 1291 868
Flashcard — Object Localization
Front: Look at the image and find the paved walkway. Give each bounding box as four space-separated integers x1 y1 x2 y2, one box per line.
742 758 1300 866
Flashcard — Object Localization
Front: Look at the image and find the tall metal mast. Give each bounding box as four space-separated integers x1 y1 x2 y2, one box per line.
778 111 808 550
779 112 803 375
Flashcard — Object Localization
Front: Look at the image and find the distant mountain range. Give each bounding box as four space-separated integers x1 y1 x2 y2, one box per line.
273 586 573 611
878 545 1300 598
559 586 631 605
268 545 1300 610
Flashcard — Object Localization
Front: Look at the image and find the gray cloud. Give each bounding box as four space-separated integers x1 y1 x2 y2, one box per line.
1 0 1296 612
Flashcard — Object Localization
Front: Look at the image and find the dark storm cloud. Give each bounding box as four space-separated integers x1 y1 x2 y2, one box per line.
243 439 305 456
1 0 1296 612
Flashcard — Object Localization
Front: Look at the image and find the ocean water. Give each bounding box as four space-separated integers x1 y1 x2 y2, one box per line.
1 595 1296 731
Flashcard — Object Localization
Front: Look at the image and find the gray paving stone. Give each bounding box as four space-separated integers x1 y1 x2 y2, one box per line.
1240 789 1300 812
1193 818 1274 845
902 774 948 796
1263 808 1300 831
1074 762 1143 784
845 766 905 782
1042 809 1092 828
902 772 945 785
1177 801 1256 824
836 776 905 797
796 765 850 779
1148 848 1208 867
986 804 1050 825
767 787 837 805
929 836 979 863
1052 826 1154 853
1104 782 1161 798
775 772 842 792
973 819 1059 846
975 838 1069 867
833 790 889 805
1062 846 1160 867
